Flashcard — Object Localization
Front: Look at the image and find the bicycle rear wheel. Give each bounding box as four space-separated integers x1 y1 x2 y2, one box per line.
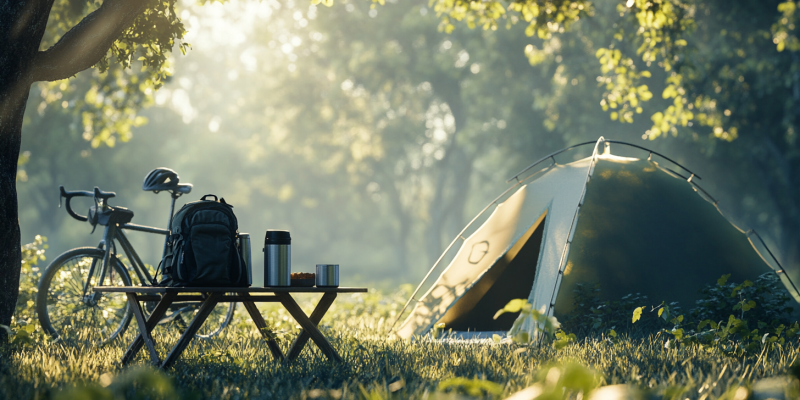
196 299 235 339
167 298 235 339
37 247 133 345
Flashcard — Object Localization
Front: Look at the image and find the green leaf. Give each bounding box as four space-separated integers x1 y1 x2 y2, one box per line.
717 274 731 286
632 306 644 323
494 299 530 319
659 304 670 321
512 332 530 344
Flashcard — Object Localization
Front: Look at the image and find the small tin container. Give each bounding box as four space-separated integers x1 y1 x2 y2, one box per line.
315 264 339 287
264 230 291 286
238 233 252 285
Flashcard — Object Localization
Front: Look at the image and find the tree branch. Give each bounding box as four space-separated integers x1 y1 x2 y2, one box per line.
29 0 147 82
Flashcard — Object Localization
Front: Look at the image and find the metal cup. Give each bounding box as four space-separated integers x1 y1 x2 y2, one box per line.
315 264 339 287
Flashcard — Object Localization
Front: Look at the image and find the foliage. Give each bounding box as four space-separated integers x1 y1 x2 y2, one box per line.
627 273 799 356
493 298 561 344
691 273 795 328
54 367 177 400
559 283 676 336
557 271 798 358
24 0 191 151
15 236 47 326
773 1 800 52
429 0 591 37
438 376 504 396
0 236 47 346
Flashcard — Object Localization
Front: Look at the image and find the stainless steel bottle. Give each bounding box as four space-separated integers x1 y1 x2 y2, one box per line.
264 230 291 286
238 233 252 286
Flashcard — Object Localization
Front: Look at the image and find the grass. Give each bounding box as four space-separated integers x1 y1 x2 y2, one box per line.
1 288 799 400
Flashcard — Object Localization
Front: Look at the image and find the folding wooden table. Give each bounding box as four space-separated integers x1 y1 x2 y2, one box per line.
93 286 368 369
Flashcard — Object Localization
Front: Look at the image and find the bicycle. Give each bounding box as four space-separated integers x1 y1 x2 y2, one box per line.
36 169 236 345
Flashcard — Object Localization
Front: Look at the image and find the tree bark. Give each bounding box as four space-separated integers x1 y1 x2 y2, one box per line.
1 0 56 339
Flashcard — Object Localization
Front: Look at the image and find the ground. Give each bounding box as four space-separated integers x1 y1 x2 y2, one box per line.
0 290 798 399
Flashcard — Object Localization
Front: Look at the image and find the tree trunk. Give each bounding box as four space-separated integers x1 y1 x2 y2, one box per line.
1 0 148 339
425 75 471 267
1 0 54 339
0 83 27 338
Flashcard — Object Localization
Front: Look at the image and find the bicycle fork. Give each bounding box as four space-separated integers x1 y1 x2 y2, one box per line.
82 225 118 306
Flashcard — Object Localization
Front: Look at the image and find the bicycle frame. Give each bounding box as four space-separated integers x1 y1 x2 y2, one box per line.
65 189 178 298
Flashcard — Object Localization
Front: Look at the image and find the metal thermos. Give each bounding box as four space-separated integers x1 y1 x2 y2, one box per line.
316 264 339 287
264 230 291 286
237 233 252 285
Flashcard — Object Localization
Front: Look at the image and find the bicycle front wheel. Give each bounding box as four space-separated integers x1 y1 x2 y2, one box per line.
37 247 133 345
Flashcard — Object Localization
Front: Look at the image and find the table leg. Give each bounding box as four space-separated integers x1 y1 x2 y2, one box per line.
122 292 178 365
160 292 221 369
241 299 285 361
126 293 163 366
278 293 342 362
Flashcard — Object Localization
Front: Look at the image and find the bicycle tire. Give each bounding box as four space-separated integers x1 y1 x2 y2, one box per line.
195 298 235 339
37 247 133 345
166 296 235 339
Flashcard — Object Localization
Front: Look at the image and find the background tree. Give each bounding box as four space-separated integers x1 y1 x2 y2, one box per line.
424 0 800 286
0 0 186 338
11 0 800 333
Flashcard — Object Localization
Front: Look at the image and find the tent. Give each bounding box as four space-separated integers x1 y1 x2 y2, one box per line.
393 138 798 340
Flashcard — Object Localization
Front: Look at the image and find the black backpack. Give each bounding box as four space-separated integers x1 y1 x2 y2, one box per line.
158 194 249 287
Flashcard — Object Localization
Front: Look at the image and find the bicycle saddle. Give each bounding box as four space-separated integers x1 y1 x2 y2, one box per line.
143 168 192 194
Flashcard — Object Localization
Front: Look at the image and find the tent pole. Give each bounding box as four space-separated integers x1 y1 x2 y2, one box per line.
748 230 800 300
543 137 604 318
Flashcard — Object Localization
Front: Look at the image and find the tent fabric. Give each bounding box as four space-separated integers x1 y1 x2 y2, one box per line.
396 158 592 339
396 146 791 340
554 156 773 315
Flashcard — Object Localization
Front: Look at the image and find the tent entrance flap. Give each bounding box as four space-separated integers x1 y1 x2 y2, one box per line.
438 212 547 332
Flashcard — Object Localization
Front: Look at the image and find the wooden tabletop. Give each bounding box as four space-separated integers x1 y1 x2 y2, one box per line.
93 286 368 293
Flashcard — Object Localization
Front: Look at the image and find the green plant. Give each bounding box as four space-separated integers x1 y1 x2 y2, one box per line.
437 377 504 397
54 367 178 400
632 273 799 356
15 235 47 324
493 299 561 344
691 273 794 330
1 236 47 346
561 283 676 336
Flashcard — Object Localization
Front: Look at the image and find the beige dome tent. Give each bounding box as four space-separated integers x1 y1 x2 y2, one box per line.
392 138 798 340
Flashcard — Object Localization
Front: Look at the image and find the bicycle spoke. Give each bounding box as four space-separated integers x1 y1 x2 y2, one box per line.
40 250 131 344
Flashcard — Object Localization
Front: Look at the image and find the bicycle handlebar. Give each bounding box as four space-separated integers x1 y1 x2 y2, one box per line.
59 186 93 222
93 187 116 200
